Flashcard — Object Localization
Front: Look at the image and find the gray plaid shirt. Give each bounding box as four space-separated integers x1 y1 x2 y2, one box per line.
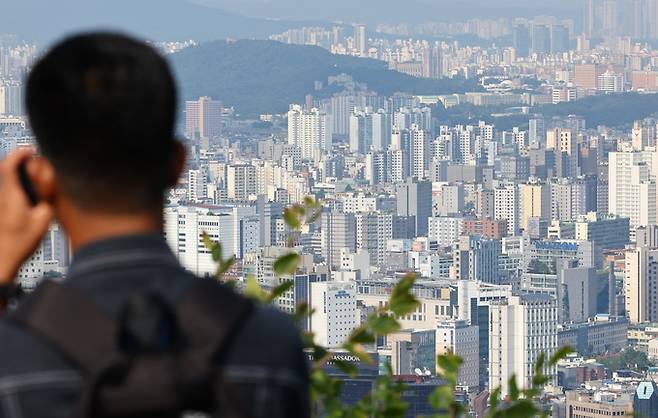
0 234 308 418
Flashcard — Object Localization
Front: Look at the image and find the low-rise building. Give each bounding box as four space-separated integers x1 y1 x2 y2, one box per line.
565 390 632 418
558 315 628 356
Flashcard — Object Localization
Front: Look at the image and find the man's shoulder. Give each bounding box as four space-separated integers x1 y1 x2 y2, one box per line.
0 318 82 383
0 278 306 378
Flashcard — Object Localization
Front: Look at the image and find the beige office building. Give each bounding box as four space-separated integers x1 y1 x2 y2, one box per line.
519 178 551 231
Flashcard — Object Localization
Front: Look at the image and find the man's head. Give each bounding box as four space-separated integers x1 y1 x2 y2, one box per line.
26 32 183 213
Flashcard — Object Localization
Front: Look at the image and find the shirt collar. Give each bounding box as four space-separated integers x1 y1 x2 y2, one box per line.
67 233 179 280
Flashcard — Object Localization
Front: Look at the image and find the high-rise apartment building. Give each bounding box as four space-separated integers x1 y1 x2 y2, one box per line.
310 281 357 348
354 24 367 56
321 212 357 270
288 105 333 161
550 24 570 54
365 152 388 185
187 169 207 203
349 109 390 154
531 24 551 55
551 177 597 222
164 206 260 276
513 25 530 58
625 246 658 324
489 294 558 397
185 96 222 140
410 125 429 179
0 81 23 116
451 235 500 283
355 212 393 266
519 178 551 231
226 164 257 200
575 64 604 91
428 216 464 247
397 178 433 237
574 212 630 266
494 181 520 236
608 151 658 228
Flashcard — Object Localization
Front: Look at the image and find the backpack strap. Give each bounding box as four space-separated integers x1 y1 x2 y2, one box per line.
8 278 254 418
9 280 120 372
96 279 254 417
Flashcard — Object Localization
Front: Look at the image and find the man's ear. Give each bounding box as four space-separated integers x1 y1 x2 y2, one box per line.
169 140 186 188
26 156 58 204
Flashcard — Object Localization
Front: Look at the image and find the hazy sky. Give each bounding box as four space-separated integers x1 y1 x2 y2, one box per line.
1 0 580 45
193 0 579 23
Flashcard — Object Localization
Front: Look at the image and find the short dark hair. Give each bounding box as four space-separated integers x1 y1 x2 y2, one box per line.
26 32 178 211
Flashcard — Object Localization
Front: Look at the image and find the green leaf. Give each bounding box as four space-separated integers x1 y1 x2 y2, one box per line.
284 207 302 229
532 374 550 387
437 353 463 376
244 277 269 303
292 302 311 323
211 243 222 262
549 346 574 366
301 331 316 350
201 232 223 262
343 342 374 364
268 280 295 302
273 253 301 276
389 274 419 316
348 326 376 345
333 359 358 378
508 375 519 401
524 387 540 399
202 232 213 250
311 344 329 363
368 315 401 335
217 255 235 276
534 352 545 374
428 385 453 411
488 387 501 418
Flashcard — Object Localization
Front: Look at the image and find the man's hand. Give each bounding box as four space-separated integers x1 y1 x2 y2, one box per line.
0 149 54 284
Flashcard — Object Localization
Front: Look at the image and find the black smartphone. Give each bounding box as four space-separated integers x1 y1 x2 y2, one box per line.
18 161 39 206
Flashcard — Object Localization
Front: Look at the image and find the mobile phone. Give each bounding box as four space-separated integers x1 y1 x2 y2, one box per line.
18 161 39 206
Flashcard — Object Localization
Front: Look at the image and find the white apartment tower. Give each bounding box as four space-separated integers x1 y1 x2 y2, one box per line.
310 281 358 347
489 294 558 398
428 216 464 247
410 125 429 179
288 105 333 161
164 206 259 276
625 246 658 324
354 24 367 55
608 151 658 228
226 164 257 200
494 181 520 236
187 169 207 203
0 81 23 116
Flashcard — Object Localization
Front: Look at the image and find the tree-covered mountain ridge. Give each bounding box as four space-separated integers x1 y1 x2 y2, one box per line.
170 39 480 116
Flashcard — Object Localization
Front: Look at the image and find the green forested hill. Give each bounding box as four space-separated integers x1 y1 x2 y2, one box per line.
170 40 480 116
